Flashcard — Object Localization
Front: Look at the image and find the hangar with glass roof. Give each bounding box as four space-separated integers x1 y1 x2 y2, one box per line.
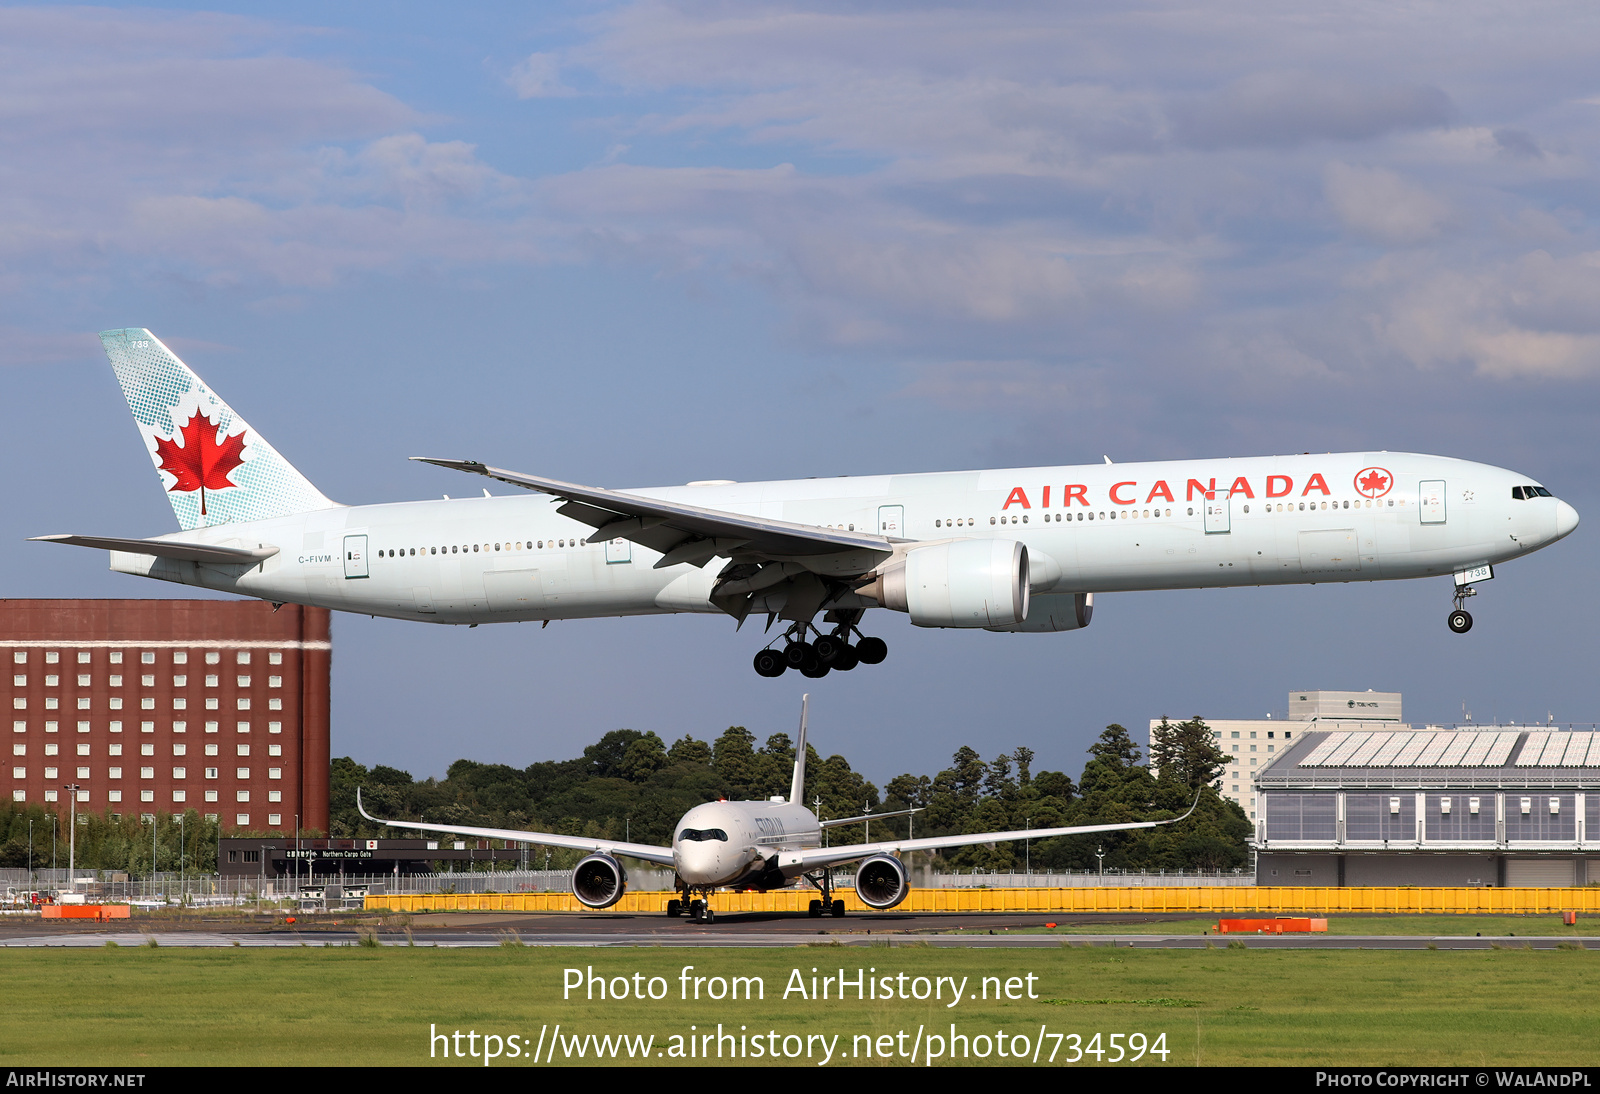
1255 725 1600 887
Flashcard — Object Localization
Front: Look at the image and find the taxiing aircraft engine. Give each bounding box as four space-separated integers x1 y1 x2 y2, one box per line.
853 854 912 910
861 539 1029 628
572 853 628 909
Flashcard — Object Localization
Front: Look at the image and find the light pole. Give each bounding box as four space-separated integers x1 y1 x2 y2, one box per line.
63 784 80 895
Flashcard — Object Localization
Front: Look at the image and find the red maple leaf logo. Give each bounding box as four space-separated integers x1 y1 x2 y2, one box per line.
153 410 247 516
1354 467 1392 498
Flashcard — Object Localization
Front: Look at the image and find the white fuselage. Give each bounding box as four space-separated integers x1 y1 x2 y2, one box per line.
671 799 824 889
110 451 1578 624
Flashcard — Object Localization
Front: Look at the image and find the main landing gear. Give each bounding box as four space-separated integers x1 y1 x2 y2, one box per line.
1448 582 1476 634
753 621 887 678
804 871 846 918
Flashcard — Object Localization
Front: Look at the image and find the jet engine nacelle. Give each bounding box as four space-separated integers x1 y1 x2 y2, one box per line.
865 539 1030 628
572 853 628 909
854 854 912 910
986 592 1094 633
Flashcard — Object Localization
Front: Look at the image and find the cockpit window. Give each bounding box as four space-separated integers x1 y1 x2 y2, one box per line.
1535 487 1553 497
678 828 729 842
1513 486 1554 500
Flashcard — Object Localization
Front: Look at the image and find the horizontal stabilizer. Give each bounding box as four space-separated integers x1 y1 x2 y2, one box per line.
30 534 278 566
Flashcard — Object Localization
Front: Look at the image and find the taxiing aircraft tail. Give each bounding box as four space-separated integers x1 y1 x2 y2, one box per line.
790 693 809 805
99 329 336 530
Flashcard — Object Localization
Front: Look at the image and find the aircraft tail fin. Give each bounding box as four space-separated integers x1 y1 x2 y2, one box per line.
790 693 809 805
99 329 337 530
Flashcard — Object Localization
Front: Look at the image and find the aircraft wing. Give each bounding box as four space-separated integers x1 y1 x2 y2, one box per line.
411 458 896 569
790 794 1201 873
29 534 279 566
356 789 677 868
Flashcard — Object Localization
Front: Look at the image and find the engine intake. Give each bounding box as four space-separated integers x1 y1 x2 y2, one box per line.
572 853 628 909
862 539 1029 628
854 854 911 910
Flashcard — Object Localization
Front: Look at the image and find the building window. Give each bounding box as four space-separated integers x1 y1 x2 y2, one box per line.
173 768 186 779
12 652 24 664
237 744 249 757
237 676 251 687
44 743 58 756
108 791 121 803
76 743 88 756
10 767 23 779
268 722 282 734
11 744 22 756
205 675 218 687
268 699 282 711
11 789 23 802
236 791 249 802
44 767 57 779
141 653 154 664
172 790 186 802
172 721 186 734
173 743 186 756
140 722 153 733
236 722 249 733
237 652 251 665
140 675 154 687
205 744 218 756
11 676 23 687
140 698 154 710
109 698 122 710
76 674 90 686
205 790 218 802
12 721 23 733
235 813 249 825
76 766 89 778
267 813 282 825
206 652 220 665
268 676 282 688
109 651 122 664
140 767 154 778
237 698 250 710
268 652 282 665
109 721 121 733
172 698 186 710
205 768 218 779
268 768 282 780
109 767 122 779
109 743 122 756
205 722 218 734
140 743 154 756
205 698 219 710
268 744 282 757
76 721 89 734
43 699 57 711
43 790 56 802
268 791 282 803
236 768 250 779
140 790 153 802
45 652 59 664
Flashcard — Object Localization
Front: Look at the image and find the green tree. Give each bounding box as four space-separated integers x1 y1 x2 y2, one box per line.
1149 717 1233 790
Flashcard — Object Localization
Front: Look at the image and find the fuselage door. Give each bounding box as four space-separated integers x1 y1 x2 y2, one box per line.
877 505 904 537
342 534 368 578
605 536 632 564
1419 480 1447 524
1203 491 1231 534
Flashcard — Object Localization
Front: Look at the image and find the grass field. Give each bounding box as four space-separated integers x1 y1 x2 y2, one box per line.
2 944 1597 1067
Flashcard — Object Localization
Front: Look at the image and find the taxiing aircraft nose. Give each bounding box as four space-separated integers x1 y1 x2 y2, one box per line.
1556 500 1580 541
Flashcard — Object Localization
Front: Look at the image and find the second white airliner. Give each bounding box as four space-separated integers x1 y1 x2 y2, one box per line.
35 329 1580 676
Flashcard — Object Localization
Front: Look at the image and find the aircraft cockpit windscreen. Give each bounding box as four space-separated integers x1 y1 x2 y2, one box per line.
1512 486 1554 500
678 828 729 842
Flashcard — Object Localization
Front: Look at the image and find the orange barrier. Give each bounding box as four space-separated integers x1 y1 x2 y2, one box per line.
1218 917 1327 934
40 904 130 921
364 886 1600 916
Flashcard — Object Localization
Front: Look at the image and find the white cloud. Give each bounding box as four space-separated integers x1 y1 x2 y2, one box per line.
1324 163 1450 245
508 52 575 98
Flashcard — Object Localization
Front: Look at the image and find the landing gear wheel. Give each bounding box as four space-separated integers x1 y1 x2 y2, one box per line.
783 641 813 668
1448 609 1473 634
808 899 822 918
855 637 888 665
753 648 787 678
703 907 715 923
667 899 681 918
832 646 859 671
800 657 831 679
688 899 706 922
830 900 846 917
813 634 846 665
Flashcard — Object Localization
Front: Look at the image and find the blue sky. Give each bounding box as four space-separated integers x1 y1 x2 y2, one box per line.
5 2 1599 786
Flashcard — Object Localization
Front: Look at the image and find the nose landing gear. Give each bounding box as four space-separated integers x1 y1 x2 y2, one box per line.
1448 582 1476 634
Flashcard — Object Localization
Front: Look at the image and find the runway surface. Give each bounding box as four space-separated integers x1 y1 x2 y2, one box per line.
0 910 1586 949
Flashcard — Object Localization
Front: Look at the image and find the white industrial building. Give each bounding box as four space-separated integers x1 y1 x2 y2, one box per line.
1254 724 1600 887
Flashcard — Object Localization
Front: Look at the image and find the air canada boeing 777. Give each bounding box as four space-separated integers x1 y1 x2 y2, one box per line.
357 696 1197 921
35 330 1580 677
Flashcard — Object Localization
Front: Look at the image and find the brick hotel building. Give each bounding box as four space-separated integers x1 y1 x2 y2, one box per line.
5 600 330 832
